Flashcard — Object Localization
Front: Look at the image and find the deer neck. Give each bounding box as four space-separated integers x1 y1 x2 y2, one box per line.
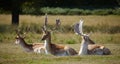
79 38 88 55
19 39 33 52
88 38 95 44
44 35 52 54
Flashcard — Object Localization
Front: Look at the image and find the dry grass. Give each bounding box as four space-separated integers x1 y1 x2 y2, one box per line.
19 15 120 27
0 14 11 24
0 15 120 26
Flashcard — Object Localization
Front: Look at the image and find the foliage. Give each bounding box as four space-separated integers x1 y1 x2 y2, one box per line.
0 0 120 15
65 39 76 44
20 7 120 15
92 9 113 15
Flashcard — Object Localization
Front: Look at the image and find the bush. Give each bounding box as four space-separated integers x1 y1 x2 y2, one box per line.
19 7 120 15
22 7 36 14
39 7 120 15
113 8 120 15
67 8 81 15
40 7 69 15
92 9 113 15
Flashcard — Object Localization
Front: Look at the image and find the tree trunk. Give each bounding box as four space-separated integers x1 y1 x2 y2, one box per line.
12 8 19 25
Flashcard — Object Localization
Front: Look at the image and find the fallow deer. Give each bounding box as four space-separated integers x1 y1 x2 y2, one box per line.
41 27 78 56
15 33 45 53
74 20 111 55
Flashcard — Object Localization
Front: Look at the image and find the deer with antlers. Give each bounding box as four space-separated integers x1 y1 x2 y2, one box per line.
40 27 78 56
74 20 111 55
15 33 45 53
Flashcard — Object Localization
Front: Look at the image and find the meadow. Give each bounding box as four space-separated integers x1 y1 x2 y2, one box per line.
0 14 120 64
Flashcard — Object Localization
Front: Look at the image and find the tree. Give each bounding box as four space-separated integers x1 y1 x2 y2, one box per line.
0 0 32 25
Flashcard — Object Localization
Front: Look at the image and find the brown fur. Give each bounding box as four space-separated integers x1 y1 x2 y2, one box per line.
32 43 44 49
88 44 104 50
15 35 45 53
50 43 77 55
41 30 77 56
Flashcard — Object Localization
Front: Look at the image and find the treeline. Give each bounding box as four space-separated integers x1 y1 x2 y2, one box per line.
21 0 120 15
32 0 119 8
1 7 120 15
0 0 120 15
21 7 120 15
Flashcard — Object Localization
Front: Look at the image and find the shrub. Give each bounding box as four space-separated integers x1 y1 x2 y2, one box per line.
40 7 69 15
113 8 120 15
22 7 36 14
92 9 113 15
20 7 120 15
67 8 81 15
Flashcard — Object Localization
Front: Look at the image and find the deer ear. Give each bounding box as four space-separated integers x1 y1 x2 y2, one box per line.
22 32 26 39
87 31 92 36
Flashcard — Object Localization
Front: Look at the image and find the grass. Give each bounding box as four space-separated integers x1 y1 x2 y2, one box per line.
0 15 120 34
0 14 120 26
0 43 120 64
0 14 120 64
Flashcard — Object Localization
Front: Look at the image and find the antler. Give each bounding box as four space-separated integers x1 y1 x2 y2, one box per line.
41 26 46 33
74 19 84 36
15 29 21 36
56 18 61 25
15 29 27 38
74 23 80 35
79 20 84 35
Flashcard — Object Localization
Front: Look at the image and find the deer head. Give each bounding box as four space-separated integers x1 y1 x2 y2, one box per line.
15 30 26 44
15 34 26 44
41 27 51 41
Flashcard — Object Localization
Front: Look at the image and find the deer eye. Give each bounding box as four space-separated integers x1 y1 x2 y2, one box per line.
84 36 88 40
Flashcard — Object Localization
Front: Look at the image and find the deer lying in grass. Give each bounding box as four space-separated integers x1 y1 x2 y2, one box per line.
15 33 45 53
74 20 111 55
41 27 78 56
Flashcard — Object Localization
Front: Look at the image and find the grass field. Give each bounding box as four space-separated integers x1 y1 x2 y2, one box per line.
0 14 120 26
0 14 120 64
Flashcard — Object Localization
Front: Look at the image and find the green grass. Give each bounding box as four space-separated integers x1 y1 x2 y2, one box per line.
0 43 120 64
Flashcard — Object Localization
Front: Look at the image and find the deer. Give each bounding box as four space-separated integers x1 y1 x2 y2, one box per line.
74 20 111 55
15 33 45 53
40 27 78 56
